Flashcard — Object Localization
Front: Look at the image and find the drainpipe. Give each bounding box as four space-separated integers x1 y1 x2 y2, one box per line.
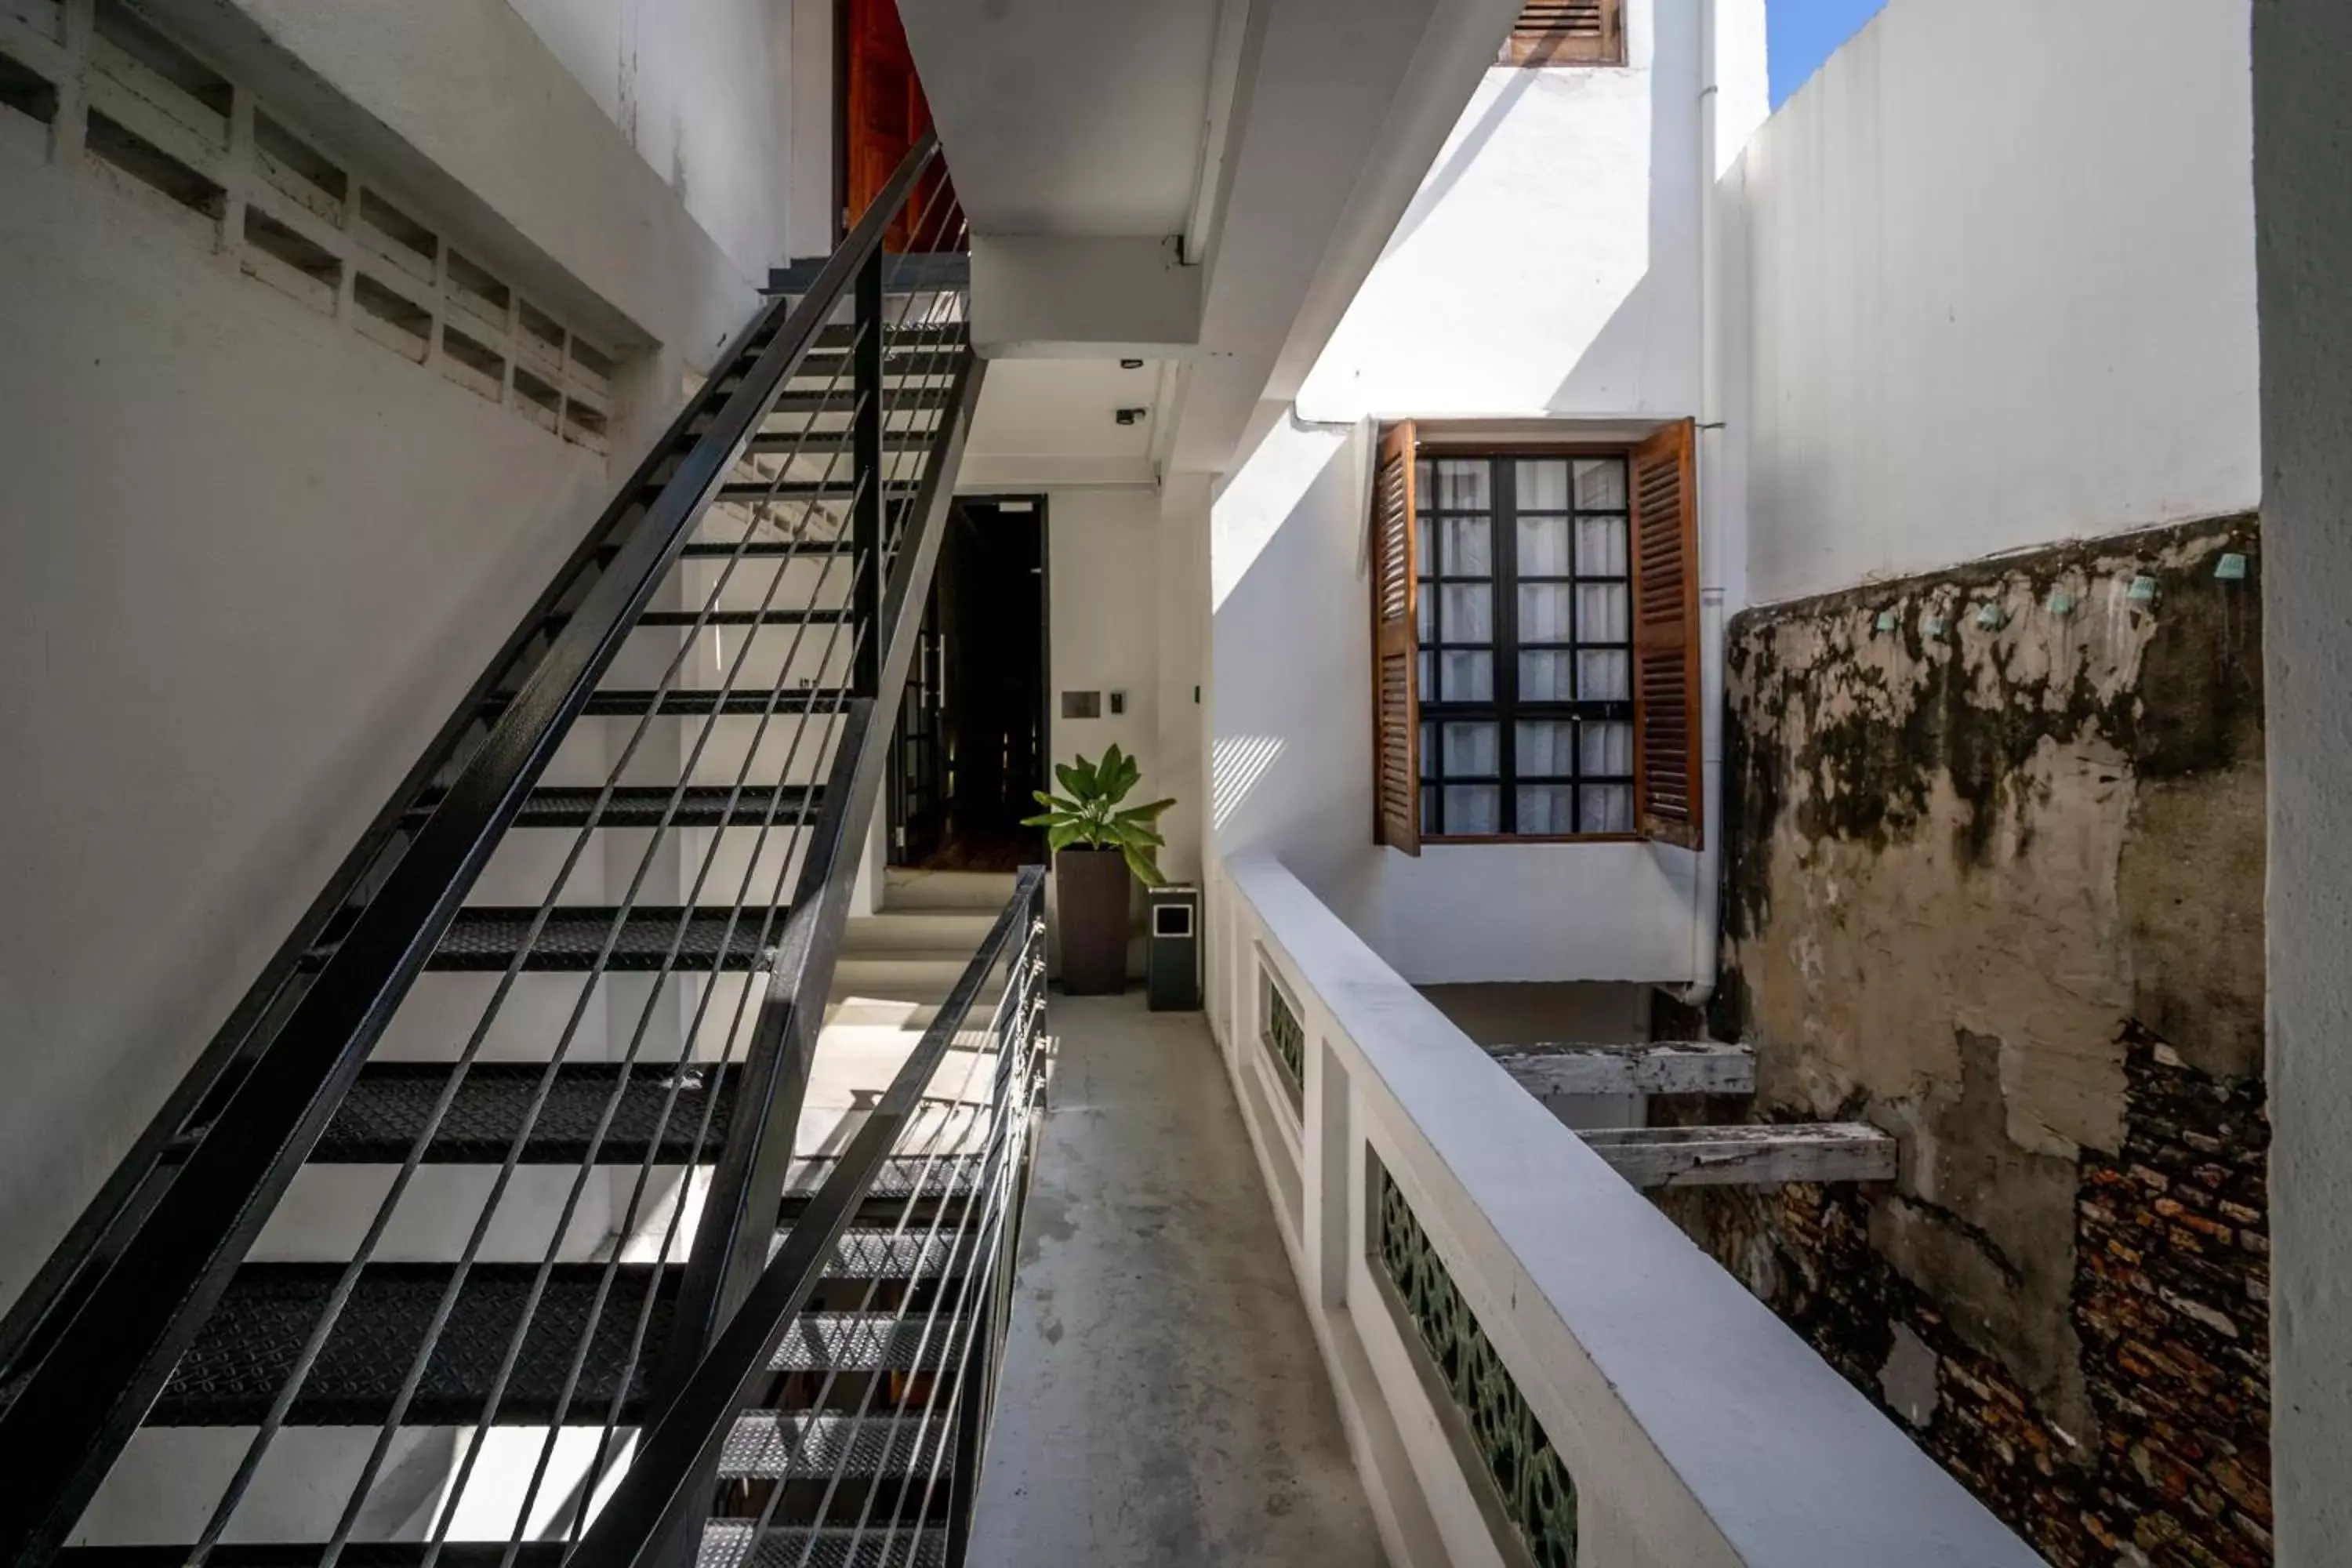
1671 0 1726 1012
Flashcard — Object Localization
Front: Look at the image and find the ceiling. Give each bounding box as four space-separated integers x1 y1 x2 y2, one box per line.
899 0 1526 478
898 0 1222 238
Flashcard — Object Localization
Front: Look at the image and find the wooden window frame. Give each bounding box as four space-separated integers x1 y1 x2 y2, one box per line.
1370 421 1701 854
1500 0 1627 67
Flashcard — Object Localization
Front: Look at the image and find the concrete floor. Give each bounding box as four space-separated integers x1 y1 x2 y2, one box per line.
967 996 1386 1567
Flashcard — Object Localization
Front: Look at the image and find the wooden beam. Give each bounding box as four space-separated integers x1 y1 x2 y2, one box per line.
1488 1041 1755 1098
1580 1123 1896 1189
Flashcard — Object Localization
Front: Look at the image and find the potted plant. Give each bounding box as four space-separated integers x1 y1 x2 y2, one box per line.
1022 745 1174 995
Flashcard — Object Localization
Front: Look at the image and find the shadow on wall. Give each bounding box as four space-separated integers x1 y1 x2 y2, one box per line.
1298 11 1703 422
1208 412 1367 890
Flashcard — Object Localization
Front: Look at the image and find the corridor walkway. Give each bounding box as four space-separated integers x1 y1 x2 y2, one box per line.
967 996 1386 1566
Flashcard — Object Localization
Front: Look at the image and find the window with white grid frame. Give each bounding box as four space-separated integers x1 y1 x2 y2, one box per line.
1415 453 1637 839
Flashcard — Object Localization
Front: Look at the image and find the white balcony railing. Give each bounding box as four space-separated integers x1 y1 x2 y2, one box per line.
1205 851 2048 1568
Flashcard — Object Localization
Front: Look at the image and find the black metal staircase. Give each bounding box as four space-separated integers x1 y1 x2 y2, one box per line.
0 132 1046 1568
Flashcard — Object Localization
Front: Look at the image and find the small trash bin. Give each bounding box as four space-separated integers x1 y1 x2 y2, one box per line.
1145 884 1201 1011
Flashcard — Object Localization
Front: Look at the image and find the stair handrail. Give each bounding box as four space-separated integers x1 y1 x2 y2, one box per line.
663 286 989 1377
0 134 948 1566
572 866 1047 1568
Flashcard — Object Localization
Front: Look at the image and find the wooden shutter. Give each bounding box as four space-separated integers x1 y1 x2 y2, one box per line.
1501 0 1624 66
1370 421 1421 855
1631 419 1702 848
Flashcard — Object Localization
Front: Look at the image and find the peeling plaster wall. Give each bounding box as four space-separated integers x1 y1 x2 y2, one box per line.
1666 516 2270 1566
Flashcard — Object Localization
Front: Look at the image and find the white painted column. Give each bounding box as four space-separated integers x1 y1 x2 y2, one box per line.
2253 0 2352 1552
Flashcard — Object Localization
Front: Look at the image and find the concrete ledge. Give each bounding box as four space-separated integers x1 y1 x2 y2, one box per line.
1490 1041 1755 1098
1581 1123 1897 1188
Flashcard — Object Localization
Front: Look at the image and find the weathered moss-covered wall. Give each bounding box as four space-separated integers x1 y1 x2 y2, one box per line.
1666 515 2270 1566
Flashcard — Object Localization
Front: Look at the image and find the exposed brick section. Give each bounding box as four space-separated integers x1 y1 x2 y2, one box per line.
1656 1027 2271 1568
2073 1026 2272 1566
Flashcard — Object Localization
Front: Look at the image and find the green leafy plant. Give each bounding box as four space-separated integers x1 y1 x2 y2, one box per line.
1022 745 1175 886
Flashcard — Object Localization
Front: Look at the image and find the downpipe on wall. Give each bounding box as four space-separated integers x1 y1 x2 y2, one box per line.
1672 0 1726 1012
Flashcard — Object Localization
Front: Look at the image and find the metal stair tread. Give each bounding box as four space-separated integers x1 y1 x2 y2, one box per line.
474 688 856 720
407 784 822 831
770 1312 961 1374
699 1521 946 1568
152 1261 677 1426
767 252 969 294
591 539 855 561
717 1410 953 1480
155 1239 971 1428
55 1534 946 1568
303 906 790 973
316 1062 742 1163
710 482 923 503
545 607 852 629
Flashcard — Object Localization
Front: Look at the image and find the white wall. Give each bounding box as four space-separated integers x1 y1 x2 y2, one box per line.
0 156 603 1312
2252 0 2352 1552
1043 485 1205 876
0 0 799 1313
1738 0 2259 607
1295 0 1707 423
504 0 797 278
1206 1 1760 985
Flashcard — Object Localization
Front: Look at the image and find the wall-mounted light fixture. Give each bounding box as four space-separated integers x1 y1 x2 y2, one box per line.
1115 406 1149 426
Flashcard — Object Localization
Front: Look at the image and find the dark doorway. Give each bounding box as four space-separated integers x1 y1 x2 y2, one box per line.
891 498 1047 869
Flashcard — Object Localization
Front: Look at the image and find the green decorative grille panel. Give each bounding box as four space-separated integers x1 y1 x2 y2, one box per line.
1263 974 1305 1110
1374 1161 1577 1568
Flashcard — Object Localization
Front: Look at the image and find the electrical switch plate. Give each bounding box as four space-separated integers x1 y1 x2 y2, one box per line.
1109 691 1127 715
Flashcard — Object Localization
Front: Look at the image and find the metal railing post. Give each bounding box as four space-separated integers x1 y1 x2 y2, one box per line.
852 245 885 698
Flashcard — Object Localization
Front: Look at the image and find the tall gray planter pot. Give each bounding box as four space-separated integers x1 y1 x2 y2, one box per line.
1055 847 1131 994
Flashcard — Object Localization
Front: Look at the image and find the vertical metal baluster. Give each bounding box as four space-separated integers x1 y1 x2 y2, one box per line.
853 247 886 699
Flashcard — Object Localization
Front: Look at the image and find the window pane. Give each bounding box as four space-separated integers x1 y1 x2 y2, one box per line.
1577 649 1630 701
1422 785 1439 835
1577 582 1628 641
1432 459 1490 511
1445 784 1501 834
1521 650 1573 701
1576 515 1628 577
1581 783 1634 834
1519 583 1572 642
1516 720 1575 777
1415 518 1432 576
1581 720 1634 775
1418 650 1434 701
1416 459 1432 499
1421 720 1437 779
1437 650 1494 702
1517 515 1571 577
1574 457 1628 510
1440 583 1493 641
1518 786 1575 835
1440 516 1493 576
1516 459 1570 511
1442 721 1500 775
1417 591 1434 643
